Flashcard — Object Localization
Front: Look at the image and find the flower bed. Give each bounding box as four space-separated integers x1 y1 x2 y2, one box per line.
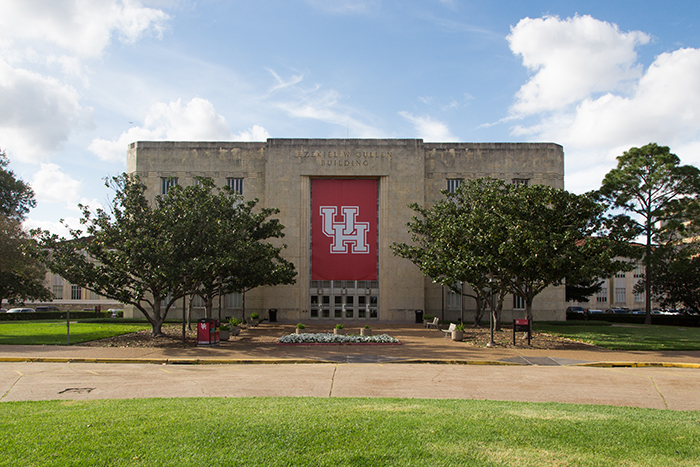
278 332 400 345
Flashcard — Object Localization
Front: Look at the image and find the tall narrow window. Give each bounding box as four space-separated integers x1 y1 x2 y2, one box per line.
227 177 243 195
161 177 178 194
446 178 463 194
71 285 82 300
52 274 63 299
513 295 525 310
615 287 626 303
596 280 608 303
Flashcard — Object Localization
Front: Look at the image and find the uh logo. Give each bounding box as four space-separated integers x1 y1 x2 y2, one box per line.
320 206 370 254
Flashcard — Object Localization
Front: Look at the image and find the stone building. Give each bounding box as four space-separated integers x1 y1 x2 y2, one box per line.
126 138 566 322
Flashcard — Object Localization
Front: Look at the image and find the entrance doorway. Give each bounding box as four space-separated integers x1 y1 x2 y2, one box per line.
309 280 379 319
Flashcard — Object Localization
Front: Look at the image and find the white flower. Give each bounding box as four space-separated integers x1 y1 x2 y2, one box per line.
278 332 399 344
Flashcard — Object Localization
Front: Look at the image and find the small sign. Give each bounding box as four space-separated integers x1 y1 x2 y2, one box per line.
513 319 531 346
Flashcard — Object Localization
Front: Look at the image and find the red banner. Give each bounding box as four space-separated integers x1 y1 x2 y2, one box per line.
312 179 377 280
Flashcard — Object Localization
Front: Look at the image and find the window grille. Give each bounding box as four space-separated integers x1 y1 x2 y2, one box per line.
513 295 525 310
227 177 243 195
225 293 243 309
52 274 63 299
71 285 82 300
161 177 178 194
615 287 626 303
446 178 463 194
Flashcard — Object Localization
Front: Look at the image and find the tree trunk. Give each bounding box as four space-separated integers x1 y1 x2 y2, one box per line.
473 296 483 328
495 289 506 331
645 221 652 325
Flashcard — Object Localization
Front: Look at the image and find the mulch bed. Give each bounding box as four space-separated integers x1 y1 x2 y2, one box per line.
81 324 597 350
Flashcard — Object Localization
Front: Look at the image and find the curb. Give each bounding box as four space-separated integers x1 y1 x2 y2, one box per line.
1 357 699 368
576 361 700 369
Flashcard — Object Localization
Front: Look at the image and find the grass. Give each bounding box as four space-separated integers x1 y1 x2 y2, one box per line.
1 397 698 466
535 322 700 350
0 320 150 345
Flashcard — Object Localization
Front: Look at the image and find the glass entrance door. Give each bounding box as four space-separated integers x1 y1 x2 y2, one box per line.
309 280 379 320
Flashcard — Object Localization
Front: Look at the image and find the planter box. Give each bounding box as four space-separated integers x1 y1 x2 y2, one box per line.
333 328 345 335
296 328 305 334
220 330 230 341
452 330 464 341
360 328 372 336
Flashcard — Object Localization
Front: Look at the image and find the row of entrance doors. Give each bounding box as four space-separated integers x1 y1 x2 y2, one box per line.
309 281 379 319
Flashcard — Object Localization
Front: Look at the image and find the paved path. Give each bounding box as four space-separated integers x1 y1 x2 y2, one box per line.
1 323 699 409
2 362 699 410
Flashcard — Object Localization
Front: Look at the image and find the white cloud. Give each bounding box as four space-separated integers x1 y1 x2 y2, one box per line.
23 216 83 238
89 97 271 162
30 163 81 205
0 59 90 162
233 125 271 141
506 15 700 193
399 111 458 142
507 15 649 116
0 0 169 60
0 0 170 164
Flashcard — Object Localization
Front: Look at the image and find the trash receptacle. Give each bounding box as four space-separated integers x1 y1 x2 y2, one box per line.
197 318 220 346
269 309 277 322
415 309 423 324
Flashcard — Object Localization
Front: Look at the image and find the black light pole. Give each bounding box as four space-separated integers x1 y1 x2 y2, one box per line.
217 275 223 324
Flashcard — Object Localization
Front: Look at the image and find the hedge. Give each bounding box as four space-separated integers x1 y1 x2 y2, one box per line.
0 311 112 321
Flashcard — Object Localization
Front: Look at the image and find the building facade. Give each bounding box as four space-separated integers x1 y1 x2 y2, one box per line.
126 138 566 322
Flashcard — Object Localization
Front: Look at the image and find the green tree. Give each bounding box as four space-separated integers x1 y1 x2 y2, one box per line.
1 151 36 220
0 150 51 308
0 216 52 307
599 143 700 324
645 240 700 311
34 175 295 336
161 178 296 321
392 178 510 328
393 178 629 325
500 184 630 320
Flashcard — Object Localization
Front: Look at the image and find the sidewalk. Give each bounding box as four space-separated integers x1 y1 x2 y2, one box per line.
2 322 700 367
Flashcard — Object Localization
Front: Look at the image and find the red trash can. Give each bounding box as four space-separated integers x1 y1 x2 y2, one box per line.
198 318 219 346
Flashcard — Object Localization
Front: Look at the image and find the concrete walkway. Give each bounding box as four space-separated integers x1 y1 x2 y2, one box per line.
2 323 699 409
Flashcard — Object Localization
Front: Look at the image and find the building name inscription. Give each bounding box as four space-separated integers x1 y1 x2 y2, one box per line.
296 150 391 168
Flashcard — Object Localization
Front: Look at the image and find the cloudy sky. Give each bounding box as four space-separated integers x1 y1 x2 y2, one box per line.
2 0 700 235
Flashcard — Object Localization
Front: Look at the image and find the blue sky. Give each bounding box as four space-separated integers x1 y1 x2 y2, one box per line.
2 0 700 235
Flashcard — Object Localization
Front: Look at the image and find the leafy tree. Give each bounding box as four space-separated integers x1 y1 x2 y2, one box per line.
644 240 700 311
0 216 52 307
499 184 630 320
394 178 630 326
392 178 510 328
34 174 295 336
0 150 51 307
1 151 36 221
160 178 296 320
599 143 700 324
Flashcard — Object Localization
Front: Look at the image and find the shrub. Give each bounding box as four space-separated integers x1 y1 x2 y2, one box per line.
335 324 344 330
296 323 306 329
250 312 260 320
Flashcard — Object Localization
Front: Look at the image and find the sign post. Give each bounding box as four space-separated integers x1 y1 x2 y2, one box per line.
513 319 531 346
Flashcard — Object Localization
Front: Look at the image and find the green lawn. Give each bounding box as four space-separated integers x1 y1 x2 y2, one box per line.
535 322 700 350
1 397 698 466
0 320 150 345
